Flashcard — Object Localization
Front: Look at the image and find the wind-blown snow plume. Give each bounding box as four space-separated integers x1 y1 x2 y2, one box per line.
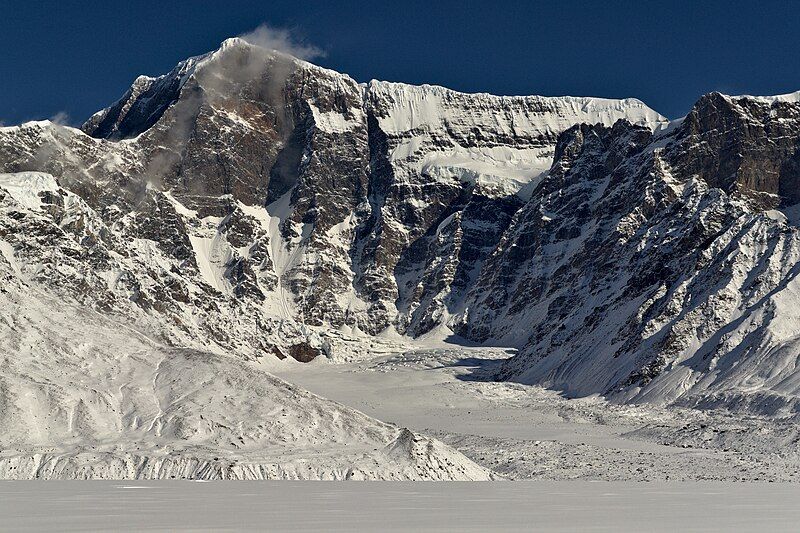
48 111 72 126
238 24 324 60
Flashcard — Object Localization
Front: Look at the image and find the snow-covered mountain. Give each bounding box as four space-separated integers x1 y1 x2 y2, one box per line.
79 39 667 340
0 37 667 351
0 38 670 478
2 34 799 478
456 91 800 416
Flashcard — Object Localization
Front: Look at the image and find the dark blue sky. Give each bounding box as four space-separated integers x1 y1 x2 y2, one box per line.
2 0 799 124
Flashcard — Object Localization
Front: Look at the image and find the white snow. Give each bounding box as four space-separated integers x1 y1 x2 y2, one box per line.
420 146 551 198
0 274 491 480
368 80 668 135
4 481 800 532
0 172 60 210
275 343 800 482
0 240 20 276
265 190 304 319
188 232 233 294
734 89 800 105
308 102 364 133
162 190 199 218
367 80 667 197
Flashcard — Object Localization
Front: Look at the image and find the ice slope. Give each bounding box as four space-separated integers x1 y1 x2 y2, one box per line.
735 89 800 105
0 171 60 209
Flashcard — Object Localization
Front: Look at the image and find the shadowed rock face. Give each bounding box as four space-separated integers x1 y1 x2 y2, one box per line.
668 92 800 209
82 68 192 140
287 343 321 363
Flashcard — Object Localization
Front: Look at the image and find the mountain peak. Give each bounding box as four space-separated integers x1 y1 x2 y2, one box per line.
219 36 249 50
83 41 668 142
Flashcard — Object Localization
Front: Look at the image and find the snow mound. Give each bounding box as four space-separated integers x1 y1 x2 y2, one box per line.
0 269 492 480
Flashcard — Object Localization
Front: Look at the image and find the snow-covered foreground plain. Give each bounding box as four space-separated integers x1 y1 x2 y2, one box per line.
2 480 799 532
274 344 800 481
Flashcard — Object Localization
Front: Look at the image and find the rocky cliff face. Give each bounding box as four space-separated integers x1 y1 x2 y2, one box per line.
456 91 800 415
356 81 664 335
0 37 666 360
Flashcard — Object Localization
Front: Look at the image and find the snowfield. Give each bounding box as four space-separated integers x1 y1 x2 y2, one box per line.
274 344 800 482
3 481 800 532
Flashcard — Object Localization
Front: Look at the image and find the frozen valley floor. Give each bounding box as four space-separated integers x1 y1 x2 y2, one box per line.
274 342 800 482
